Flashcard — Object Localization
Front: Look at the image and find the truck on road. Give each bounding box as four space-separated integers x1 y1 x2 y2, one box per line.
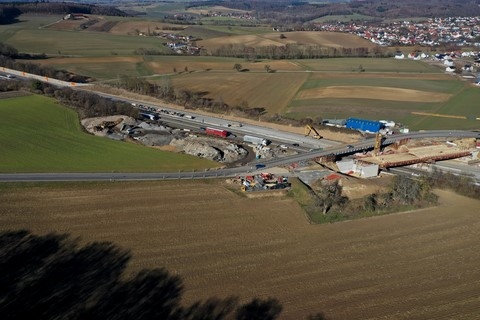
205 127 228 138
243 135 270 146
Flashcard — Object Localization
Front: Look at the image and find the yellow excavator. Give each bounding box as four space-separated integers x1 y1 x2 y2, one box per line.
304 125 322 139
373 132 384 155
94 118 124 131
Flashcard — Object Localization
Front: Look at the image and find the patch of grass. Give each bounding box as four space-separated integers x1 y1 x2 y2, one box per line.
288 178 314 207
0 95 217 173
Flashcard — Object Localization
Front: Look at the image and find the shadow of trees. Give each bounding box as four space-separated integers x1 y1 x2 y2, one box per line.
0 230 287 320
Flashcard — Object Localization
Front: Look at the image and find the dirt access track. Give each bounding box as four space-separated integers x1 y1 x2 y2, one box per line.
1 180 480 319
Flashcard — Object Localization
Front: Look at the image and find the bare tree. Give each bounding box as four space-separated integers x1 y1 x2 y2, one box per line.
314 180 348 215
391 175 421 205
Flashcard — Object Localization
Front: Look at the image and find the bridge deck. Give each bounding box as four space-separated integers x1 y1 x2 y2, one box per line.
357 145 472 168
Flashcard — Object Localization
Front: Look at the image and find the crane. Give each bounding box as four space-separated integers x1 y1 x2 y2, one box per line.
304 125 322 139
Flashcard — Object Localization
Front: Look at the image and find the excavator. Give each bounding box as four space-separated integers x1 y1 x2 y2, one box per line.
304 125 322 139
373 132 384 156
94 118 124 132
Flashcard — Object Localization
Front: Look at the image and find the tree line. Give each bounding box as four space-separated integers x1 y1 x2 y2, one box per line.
0 6 21 25
212 43 377 60
0 2 128 25
185 0 480 25
0 230 329 320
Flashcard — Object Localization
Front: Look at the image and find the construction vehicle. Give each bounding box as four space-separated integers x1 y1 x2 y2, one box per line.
373 132 384 155
304 125 322 139
94 118 123 131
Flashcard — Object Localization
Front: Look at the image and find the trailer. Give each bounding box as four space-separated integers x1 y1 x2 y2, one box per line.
205 127 228 138
243 135 270 146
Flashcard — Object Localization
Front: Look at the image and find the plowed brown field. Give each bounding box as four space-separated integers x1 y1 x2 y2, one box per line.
199 31 376 52
1 181 480 320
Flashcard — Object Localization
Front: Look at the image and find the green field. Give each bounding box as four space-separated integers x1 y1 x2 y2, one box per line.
0 95 217 173
4 29 167 56
0 15 168 56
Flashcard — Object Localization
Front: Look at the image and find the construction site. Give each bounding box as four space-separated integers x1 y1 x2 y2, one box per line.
229 172 291 193
329 134 479 179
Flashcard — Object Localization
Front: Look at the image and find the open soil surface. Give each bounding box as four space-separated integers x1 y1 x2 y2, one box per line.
1 181 479 319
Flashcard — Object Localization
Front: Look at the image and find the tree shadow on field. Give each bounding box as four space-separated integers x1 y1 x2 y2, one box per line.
0 230 285 320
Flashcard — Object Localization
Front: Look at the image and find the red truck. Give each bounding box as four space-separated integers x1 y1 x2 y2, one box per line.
205 127 228 138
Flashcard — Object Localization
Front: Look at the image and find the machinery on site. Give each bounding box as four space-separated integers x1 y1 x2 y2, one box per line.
94 118 123 131
304 125 322 139
373 132 384 155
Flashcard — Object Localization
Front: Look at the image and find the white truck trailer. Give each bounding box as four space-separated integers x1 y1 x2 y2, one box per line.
243 135 270 146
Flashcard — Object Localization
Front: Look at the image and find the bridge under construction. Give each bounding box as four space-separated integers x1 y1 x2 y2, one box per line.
356 143 474 168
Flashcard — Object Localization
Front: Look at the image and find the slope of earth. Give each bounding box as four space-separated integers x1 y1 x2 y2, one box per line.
1 181 479 320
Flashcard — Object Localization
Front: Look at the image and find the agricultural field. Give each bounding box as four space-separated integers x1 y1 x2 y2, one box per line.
170 71 308 114
1 180 480 319
0 15 168 56
2 14 480 130
197 31 377 52
0 94 216 173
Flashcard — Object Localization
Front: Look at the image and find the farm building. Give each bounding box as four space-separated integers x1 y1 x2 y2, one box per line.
346 118 384 133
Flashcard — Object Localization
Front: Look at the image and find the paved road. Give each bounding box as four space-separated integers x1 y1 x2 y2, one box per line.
95 91 339 149
1 130 478 182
